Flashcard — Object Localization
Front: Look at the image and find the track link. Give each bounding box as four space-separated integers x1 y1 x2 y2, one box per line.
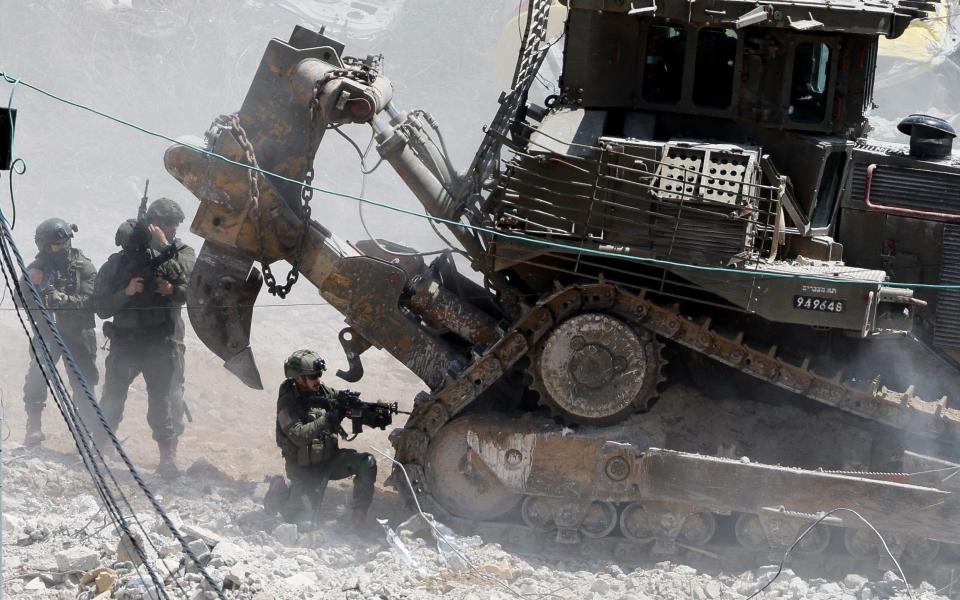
388 282 960 571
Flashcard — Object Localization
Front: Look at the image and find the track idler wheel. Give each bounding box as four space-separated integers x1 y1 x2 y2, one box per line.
735 514 768 550
423 418 522 521
795 524 831 556
531 313 664 425
580 501 618 539
619 503 656 544
679 512 717 546
521 496 557 532
843 528 905 561
902 536 940 563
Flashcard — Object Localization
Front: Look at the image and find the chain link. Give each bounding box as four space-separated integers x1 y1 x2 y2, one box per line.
207 106 313 299
207 60 382 298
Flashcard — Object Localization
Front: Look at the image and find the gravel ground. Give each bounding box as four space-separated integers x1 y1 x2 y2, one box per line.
1 443 948 600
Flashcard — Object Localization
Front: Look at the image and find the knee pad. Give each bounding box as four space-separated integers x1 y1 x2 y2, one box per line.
362 454 377 473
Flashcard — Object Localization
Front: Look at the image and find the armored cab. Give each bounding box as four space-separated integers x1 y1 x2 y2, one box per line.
168 1 960 567
483 0 959 403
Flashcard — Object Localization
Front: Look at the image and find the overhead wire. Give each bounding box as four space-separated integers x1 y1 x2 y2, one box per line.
0 214 223 599
335 122 465 258
4 79 22 229
3 70 953 291
0 227 170 598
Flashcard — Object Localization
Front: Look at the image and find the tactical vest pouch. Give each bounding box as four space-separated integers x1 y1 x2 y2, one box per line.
296 433 338 467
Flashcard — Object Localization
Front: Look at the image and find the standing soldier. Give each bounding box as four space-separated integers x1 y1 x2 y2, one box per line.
20 218 99 446
93 219 186 476
271 350 377 531
145 198 195 445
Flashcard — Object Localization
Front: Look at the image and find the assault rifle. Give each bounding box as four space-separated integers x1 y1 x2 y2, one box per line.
36 276 60 308
328 389 410 439
120 179 185 297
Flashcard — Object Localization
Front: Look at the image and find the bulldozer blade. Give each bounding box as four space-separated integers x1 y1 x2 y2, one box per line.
224 347 263 391
188 241 264 390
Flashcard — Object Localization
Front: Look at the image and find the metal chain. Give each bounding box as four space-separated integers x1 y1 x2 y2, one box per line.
208 60 380 299
209 111 267 273
209 110 309 299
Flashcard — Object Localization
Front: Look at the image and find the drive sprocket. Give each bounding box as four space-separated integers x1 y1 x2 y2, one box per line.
528 312 665 425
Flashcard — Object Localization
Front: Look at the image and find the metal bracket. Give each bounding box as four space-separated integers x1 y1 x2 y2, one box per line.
336 326 372 382
628 0 658 15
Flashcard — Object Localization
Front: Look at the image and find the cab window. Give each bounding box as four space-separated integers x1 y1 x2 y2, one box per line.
693 28 737 109
643 23 686 104
789 42 832 124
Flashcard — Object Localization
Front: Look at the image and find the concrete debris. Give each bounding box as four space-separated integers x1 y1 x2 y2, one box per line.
181 523 223 547
24 576 46 591
0 448 950 600
117 531 145 565
54 546 100 572
271 522 299 546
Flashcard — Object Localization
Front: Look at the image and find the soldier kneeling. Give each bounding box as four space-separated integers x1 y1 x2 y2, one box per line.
269 350 377 531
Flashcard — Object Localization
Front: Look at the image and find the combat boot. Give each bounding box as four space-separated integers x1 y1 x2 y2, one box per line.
350 505 371 531
263 475 289 516
156 438 180 479
24 411 44 447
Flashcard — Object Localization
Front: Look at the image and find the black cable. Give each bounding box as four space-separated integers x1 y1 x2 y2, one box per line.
0 216 218 598
745 508 914 600
0 238 169 598
3 253 193 600
0 239 194 599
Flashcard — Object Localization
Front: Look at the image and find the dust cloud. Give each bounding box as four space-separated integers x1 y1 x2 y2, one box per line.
0 0 519 473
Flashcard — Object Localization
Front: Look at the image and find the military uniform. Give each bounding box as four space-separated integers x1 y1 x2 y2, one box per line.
145 198 195 441
20 242 99 445
164 238 194 437
275 376 377 527
93 220 187 462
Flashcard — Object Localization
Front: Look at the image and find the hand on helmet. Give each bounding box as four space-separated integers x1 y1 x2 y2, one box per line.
148 224 169 247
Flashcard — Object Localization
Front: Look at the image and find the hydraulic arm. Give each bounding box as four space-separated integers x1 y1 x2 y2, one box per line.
165 26 496 390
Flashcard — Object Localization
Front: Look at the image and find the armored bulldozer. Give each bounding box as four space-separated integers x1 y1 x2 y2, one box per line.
166 0 960 580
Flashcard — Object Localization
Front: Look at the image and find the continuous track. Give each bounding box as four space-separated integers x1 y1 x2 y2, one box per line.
389 282 960 580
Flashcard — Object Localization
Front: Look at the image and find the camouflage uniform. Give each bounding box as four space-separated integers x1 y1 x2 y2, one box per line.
157 237 194 437
275 378 377 526
146 198 195 439
93 221 187 456
20 224 99 445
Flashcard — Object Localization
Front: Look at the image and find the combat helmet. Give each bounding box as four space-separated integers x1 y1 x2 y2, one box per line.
284 349 326 379
115 219 151 253
34 218 77 251
146 197 185 224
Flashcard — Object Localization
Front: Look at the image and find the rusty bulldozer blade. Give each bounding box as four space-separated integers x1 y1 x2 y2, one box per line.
188 241 264 390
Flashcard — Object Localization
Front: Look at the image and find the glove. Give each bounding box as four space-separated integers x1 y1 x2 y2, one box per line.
45 290 67 308
326 405 344 424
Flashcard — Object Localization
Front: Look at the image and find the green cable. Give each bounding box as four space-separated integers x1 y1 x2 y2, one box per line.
2 69 959 291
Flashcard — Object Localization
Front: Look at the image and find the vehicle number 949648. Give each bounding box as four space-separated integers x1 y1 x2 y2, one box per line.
793 295 846 313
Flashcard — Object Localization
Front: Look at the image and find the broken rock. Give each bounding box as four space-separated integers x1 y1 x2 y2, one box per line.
24 576 46 591
117 531 145 565
272 523 298 546
182 524 223 548
55 546 100 572
209 540 244 566
95 569 119 594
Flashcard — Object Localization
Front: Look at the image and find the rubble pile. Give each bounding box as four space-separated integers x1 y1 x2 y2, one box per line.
1 446 947 600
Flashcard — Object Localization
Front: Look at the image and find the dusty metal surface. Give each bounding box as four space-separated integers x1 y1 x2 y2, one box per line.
531 312 662 424
166 0 960 576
